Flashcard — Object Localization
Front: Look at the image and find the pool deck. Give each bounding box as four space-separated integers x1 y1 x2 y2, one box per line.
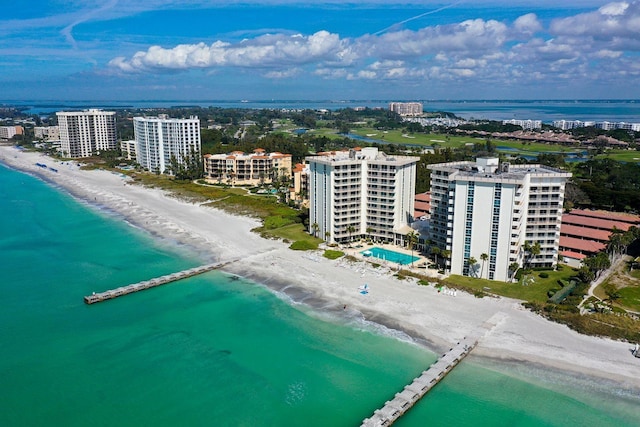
347 243 446 279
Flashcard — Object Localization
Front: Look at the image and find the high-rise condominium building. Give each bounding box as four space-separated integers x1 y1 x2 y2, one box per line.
56 110 116 158
307 147 417 244
133 115 201 174
429 157 571 281
389 102 423 117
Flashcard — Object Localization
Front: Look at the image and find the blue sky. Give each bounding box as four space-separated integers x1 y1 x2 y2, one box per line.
2 0 639 101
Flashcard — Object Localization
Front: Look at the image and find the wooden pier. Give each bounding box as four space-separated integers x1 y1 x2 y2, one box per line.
84 259 237 304
361 313 506 427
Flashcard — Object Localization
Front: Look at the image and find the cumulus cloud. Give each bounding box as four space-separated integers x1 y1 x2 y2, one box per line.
109 31 345 72
550 0 640 40
106 1 640 90
513 13 542 35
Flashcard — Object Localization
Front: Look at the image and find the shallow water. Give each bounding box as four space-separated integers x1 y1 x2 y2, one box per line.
1 162 639 426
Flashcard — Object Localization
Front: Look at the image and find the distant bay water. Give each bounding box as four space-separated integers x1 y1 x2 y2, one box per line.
2 161 640 426
5 99 640 123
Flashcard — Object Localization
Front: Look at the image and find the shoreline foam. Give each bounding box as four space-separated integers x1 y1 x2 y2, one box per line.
2 144 639 393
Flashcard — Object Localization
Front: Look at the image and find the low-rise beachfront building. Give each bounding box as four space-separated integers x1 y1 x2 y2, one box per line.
389 102 423 117
559 209 640 267
414 192 431 220
307 147 417 245
429 157 571 281
133 115 201 174
120 140 137 161
203 149 292 185
34 126 60 141
0 125 24 140
56 109 116 158
290 162 310 206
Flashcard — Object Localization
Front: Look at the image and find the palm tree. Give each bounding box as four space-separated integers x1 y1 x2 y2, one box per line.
509 262 520 282
366 227 374 241
324 231 331 242
523 240 540 269
480 253 489 278
406 231 419 266
431 247 441 266
311 222 319 238
530 241 541 267
467 256 478 277
346 225 356 246
441 249 451 272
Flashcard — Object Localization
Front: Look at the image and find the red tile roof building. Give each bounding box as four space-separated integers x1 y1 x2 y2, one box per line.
414 192 431 220
559 209 640 262
203 148 292 185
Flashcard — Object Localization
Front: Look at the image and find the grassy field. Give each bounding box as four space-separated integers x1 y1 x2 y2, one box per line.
594 150 640 163
443 268 579 303
309 126 640 163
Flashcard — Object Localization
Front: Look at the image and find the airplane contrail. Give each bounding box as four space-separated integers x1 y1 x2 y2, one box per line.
373 1 464 36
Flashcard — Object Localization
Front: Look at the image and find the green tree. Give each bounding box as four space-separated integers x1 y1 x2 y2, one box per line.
480 253 489 278
523 241 541 268
406 231 419 266
509 262 520 282
441 249 451 271
366 227 374 241
431 247 441 266
346 225 356 245
311 222 319 238
467 256 478 277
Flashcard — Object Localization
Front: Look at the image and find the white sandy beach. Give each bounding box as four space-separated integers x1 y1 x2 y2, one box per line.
2 144 639 391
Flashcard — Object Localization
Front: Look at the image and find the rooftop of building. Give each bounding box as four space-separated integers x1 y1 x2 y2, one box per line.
560 223 611 242
204 149 292 160
568 209 640 225
414 201 430 211
415 192 431 202
561 213 634 232
133 115 199 121
559 236 607 254
56 109 116 115
560 250 588 260
306 147 417 165
429 158 571 181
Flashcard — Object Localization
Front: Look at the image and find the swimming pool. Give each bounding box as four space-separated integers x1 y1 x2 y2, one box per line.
361 247 419 265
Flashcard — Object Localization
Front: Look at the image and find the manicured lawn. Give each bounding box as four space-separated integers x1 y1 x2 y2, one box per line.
323 249 345 260
263 223 322 248
594 150 640 163
444 268 579 303
315 127 598 159
618 286 640 312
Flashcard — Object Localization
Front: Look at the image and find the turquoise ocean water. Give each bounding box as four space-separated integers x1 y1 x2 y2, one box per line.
1 162 639 426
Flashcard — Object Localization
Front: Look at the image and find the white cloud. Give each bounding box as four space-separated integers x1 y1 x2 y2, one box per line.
356 70 377 79
109 31 345 72
103 1 640 92
550 0 640 41
513 13 542 35
314 68 348 79
594 49 623 58
264 67 301 78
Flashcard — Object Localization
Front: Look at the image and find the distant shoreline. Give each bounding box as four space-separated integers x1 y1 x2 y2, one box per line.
3 99 640 122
